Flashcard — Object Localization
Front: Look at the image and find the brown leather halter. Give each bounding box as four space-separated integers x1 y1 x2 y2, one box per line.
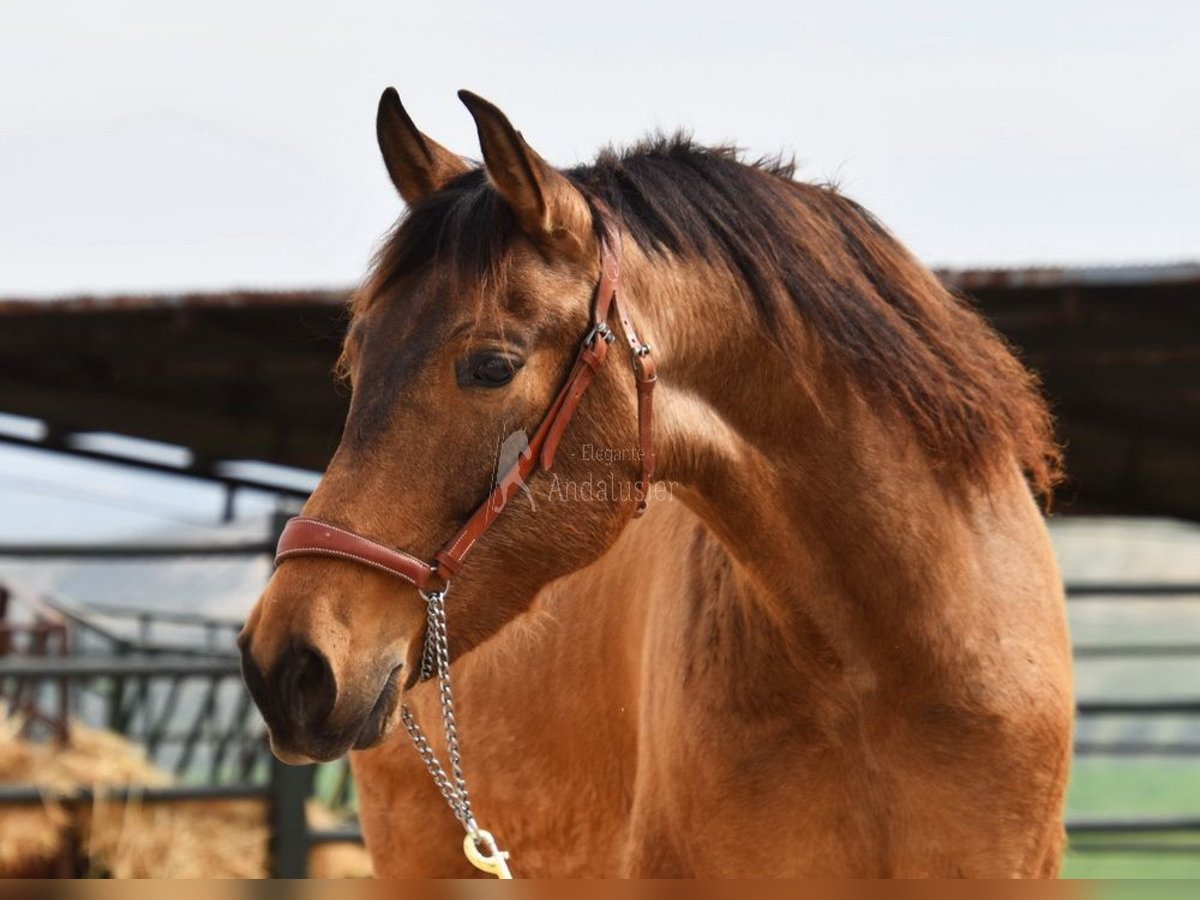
274 214 656 592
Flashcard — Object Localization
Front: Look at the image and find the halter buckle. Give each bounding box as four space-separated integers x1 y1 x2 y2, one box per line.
582 321 616 349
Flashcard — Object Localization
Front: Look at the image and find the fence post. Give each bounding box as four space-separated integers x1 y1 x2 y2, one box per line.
56 619 70 744
269 505 295 549
269 755 313 878
0 584 9 656
265 500 310 877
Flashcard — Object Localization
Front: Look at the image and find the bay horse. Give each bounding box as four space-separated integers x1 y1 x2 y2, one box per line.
238 88 1074 877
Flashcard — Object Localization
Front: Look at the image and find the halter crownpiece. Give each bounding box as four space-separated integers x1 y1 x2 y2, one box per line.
273 210 656 586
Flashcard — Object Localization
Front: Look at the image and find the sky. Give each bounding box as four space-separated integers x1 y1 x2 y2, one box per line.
0 1 1197 543
1 1 1198 300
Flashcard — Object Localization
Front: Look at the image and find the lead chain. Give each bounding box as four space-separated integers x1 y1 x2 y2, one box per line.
399 586 479 839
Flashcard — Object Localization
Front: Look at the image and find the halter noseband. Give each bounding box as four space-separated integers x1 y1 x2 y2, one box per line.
274 214 657 590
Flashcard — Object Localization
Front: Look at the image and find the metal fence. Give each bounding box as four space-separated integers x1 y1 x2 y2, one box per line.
1060 583 1200 860
0 597 357 876
1 532 1199 873
0 524 360 877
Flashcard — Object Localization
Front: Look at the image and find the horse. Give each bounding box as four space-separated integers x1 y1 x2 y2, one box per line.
237 87 1074 877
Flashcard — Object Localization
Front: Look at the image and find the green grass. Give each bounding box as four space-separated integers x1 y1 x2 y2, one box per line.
1064 850 1200 879
1061 758 1200 878
1084 883 1200 900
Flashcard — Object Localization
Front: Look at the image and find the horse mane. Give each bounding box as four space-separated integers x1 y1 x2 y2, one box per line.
359 133 1062 498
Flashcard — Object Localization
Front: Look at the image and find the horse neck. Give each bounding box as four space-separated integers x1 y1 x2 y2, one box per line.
625 249 1000 688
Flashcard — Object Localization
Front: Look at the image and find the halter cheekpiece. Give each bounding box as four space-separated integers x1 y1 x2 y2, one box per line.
273 211 656 588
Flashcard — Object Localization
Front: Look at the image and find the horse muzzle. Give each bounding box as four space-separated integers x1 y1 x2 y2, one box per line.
238 626 407 764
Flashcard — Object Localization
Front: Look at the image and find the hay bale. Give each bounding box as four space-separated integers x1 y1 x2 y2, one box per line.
0 806 68 877
307 801 374 879
0 710 372 878
81 796 269 879
0 711 69 875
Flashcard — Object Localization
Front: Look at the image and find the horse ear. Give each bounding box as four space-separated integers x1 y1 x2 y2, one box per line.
376 88 469 205
457 89 593 257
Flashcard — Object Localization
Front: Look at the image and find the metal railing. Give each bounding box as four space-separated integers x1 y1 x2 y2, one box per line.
2 541 1198 871
1065 581 1200 858
0 518 360 877
0 650 353 877
0 585 71 742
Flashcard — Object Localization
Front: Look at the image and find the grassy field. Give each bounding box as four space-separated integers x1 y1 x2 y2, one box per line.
1062 758 1200 877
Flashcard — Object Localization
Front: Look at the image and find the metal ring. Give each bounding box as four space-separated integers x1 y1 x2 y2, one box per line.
419 581 451 603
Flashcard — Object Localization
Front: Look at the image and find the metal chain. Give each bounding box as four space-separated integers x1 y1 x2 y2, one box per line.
399 586 480 840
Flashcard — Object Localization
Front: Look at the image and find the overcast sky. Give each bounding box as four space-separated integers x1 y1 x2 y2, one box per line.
0 2 1197 544
2 1 1198 299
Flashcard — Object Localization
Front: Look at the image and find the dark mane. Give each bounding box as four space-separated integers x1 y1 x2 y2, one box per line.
362 134 1061 496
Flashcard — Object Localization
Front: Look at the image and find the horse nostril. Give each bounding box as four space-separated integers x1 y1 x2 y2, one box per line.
277 642 337 731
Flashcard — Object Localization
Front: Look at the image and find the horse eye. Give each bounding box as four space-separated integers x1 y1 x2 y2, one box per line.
459 352 522 389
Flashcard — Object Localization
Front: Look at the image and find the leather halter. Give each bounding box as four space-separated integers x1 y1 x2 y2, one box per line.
274 215 657 591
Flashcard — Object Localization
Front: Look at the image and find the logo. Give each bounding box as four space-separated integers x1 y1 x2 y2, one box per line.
489 432 676 509
493 428 537 511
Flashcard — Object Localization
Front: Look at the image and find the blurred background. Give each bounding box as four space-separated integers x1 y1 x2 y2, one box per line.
1 0 1197 878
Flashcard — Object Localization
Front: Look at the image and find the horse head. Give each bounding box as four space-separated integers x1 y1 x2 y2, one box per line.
238 89 652 763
